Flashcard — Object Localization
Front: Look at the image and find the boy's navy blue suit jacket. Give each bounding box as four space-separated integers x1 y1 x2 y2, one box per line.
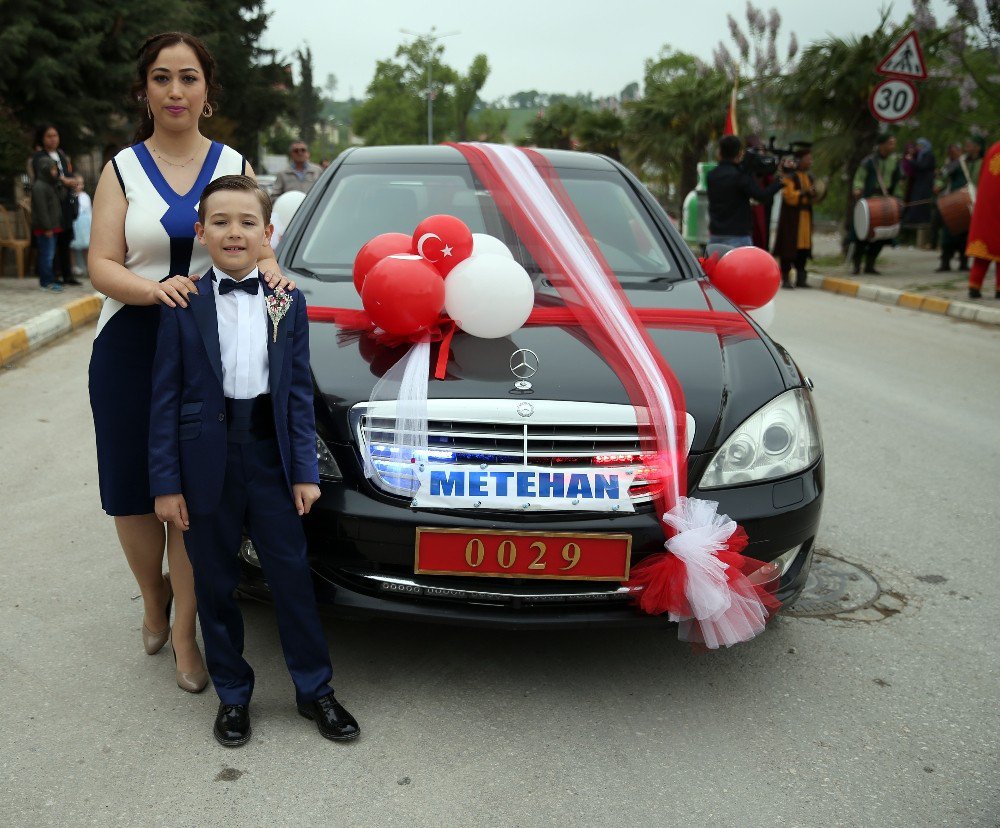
148 268 320 511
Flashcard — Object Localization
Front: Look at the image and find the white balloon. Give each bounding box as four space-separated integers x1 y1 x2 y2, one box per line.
272 191 306 229
445 254 534 339
748 298 776 328
471 233 514 258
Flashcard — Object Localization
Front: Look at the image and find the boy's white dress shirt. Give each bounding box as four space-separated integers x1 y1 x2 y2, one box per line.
212 268 269 400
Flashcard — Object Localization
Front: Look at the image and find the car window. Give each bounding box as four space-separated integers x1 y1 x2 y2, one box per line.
291 162 675 280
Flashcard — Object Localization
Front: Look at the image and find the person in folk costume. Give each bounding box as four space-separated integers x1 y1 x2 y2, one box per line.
773 143 816 290
965 137 999 299
851 133 901 275
933 142 969 273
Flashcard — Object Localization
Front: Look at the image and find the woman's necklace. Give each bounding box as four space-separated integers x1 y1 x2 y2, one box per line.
148 139 204 168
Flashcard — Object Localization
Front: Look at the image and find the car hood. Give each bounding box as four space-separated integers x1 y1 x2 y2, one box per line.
299 276 789 454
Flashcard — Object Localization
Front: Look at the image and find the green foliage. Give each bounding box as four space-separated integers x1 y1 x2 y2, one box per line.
523 101 582 150
295 46 322 145
453 54 490 141
624 50 730 212
0 0 292 169
353 36 460 145
468 108 508 142
576 109 625 160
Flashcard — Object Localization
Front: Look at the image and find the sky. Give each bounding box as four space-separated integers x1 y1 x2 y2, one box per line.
261 0 962 101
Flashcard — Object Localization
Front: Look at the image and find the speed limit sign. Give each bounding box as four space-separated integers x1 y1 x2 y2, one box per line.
869 78 918 123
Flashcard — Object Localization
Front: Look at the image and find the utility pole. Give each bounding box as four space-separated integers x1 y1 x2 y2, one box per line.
400 26 460 144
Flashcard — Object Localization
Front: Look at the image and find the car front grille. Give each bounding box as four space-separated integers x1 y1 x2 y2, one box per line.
351 399 694 504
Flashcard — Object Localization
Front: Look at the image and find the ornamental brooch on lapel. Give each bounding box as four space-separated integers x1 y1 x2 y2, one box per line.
265 288 293 342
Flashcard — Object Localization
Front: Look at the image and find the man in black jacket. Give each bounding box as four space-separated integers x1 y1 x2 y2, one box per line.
707 135 784 248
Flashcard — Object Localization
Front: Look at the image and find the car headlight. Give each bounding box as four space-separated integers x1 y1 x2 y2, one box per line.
699 388 821 489
317 436 343 481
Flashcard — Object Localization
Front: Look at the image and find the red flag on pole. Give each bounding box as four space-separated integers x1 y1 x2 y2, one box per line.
723 78 739 136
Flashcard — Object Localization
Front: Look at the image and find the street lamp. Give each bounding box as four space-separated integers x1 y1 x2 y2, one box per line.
400 26 460 145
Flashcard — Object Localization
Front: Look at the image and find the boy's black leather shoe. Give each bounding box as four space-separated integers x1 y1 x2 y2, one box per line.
213 703 251 747
298 693 360 741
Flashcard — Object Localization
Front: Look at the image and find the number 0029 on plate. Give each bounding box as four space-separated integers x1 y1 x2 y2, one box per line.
414 527 633 581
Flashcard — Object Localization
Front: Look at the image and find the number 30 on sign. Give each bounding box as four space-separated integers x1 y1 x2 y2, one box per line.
869 78 918 123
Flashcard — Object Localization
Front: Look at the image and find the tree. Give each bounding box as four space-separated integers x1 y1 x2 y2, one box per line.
353 35 457 145
713 2 799 137
625 49 730 214
468 108 507 142
777 15 905 232
509 90 542 109
523 101 581 150
452 54 490 141
576 109 625 160
295 46 322 144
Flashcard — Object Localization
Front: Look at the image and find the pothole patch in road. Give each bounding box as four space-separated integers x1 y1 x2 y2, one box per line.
783 552 905 620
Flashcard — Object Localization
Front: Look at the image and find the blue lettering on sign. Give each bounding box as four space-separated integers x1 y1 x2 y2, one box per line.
566 473 593 499
593 474 620 500
468 472 487 497
429 470 465 497
516 471 537 497
537 472 565 498
489 470 515 496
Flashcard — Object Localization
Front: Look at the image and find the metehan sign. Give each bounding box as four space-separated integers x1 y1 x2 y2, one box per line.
413 464 637 512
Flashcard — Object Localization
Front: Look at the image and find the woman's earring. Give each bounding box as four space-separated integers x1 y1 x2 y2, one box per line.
202 102 213 118
145 99 152 120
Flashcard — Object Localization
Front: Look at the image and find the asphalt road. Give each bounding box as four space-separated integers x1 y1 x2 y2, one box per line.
1 290 998 828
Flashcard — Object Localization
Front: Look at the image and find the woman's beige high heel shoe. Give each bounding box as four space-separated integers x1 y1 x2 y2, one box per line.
172 643 210 693
141 573 173 655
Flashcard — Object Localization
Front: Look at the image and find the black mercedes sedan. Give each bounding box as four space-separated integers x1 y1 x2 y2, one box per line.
237 145 824 629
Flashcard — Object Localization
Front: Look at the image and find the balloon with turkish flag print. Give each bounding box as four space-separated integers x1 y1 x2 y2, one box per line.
708 246 781 310
352 232 413 295
412 215 473 277
361 254 446 336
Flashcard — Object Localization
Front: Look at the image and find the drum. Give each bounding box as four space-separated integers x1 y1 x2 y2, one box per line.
854 196 903 241
937 187 972 235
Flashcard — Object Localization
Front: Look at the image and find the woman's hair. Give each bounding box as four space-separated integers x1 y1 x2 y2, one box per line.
130 32 221 145
33 123 58 149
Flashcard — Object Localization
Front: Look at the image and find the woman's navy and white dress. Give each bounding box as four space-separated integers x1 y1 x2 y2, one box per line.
89 141 245 516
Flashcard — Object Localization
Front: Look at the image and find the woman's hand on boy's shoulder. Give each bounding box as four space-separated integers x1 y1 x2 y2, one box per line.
153 274 201 309
261 267 296 293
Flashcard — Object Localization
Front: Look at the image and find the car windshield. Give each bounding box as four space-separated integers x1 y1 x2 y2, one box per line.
289 162 679 281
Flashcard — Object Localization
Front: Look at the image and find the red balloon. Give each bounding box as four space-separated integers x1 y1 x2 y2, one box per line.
353 232 412 295
412 215 474 277
708 247 781 310
361 254 446 336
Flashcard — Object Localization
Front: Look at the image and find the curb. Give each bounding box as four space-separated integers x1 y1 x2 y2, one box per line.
0 292 102 364
806 274 1000 326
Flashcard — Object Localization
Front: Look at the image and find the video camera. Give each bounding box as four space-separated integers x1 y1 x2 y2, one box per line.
739 137 802 177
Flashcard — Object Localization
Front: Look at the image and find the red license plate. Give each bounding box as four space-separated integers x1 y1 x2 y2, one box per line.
415 528 632 581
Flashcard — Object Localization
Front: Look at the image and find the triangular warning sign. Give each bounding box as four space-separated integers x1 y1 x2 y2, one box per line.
876 30 928 80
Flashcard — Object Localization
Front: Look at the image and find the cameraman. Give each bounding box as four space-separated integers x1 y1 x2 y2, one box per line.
707 135 784 249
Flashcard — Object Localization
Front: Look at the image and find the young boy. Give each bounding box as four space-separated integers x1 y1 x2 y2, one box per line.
31 157 64 293
149 175 359 747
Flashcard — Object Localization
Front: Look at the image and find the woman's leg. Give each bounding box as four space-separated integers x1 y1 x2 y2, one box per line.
114 514 169 632
166 523 205 674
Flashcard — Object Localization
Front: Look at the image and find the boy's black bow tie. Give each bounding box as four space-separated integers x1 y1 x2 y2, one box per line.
219 277 259 296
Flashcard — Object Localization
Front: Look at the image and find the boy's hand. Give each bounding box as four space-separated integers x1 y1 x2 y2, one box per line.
293 483 321 516
155 494 189 531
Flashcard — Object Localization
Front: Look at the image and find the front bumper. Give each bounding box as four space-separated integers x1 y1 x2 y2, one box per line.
237 459 823 629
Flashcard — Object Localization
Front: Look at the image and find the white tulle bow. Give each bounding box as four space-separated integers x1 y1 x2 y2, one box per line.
663 497 769 649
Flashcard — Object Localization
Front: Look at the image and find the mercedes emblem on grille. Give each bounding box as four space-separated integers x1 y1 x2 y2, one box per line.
516 402 535 418
510 348 539 393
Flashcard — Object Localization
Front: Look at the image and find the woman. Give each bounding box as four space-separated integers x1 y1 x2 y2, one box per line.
29 124 81 286
88 32 292 693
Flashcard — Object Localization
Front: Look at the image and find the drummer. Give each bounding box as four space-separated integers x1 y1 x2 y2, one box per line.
934 143 969 273
851 133 901 275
